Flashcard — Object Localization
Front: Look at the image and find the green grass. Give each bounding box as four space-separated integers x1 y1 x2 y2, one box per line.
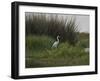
25 35 89 68
26 35 54 50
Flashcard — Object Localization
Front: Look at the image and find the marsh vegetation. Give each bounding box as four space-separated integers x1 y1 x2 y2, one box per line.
25 13 89 68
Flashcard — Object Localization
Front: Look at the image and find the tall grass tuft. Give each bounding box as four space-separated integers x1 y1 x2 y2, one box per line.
65 18 79 45
25 13 79 45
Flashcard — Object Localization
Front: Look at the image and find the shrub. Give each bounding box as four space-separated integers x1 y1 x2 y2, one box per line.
77 33 89 48
78 39 89 48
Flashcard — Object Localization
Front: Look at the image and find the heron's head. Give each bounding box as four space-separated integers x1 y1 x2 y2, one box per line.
57 35 60 39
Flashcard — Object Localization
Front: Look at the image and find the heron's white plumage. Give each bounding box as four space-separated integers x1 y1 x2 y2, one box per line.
52 35 60 48
52 41 59 48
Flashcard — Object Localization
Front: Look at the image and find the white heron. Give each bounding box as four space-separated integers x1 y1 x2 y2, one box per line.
52 35 60 48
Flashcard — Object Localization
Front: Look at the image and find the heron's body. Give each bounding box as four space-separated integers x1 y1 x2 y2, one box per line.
52 35 60 48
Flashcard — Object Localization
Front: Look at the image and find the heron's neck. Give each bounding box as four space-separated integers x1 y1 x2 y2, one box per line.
57 37 59 42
